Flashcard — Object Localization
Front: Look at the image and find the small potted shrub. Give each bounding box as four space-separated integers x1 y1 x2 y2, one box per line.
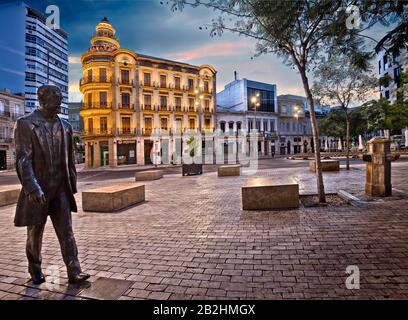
182 136 203 176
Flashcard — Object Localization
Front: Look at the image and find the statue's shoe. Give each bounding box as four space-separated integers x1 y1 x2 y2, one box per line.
68 272 90 284
31 271 46 285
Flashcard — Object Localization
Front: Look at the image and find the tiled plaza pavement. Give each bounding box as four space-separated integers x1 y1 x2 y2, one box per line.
0 162 408 300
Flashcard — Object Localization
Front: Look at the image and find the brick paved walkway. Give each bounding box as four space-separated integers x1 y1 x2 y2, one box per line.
1 162 408 299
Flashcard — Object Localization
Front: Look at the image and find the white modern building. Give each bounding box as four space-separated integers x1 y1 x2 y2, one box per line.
216 78 279 156
0 1 69 118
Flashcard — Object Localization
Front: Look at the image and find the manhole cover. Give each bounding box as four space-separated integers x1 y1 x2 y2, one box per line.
78 277 134 300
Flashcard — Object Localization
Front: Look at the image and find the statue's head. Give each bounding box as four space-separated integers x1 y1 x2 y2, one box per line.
37 85 62 119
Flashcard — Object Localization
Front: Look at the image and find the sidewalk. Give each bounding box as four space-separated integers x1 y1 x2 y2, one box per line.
1 162 408 300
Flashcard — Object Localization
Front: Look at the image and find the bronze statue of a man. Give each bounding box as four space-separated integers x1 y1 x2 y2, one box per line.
14 85 89 284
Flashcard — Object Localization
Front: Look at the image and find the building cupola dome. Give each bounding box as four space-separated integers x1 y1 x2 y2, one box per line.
89 18 120 52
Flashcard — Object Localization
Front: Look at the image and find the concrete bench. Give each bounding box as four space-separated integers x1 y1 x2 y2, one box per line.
0 186 21 207
135 170 163 181
309 159 340 172
218 165 241 177
82 183 145 212
242 177 299 210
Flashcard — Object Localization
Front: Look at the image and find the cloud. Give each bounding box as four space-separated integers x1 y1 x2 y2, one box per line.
167 40 254 62
68 55 81 64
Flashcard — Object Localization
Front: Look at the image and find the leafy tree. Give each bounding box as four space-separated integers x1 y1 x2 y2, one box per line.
319 109 346 139
357 1 407 54
168 0 373 203
312 55 377 169
384 100 408 132
360 99 387 132
349 108 368 137
358 98 408 134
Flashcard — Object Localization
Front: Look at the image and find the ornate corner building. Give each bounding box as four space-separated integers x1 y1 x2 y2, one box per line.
79 18 216 168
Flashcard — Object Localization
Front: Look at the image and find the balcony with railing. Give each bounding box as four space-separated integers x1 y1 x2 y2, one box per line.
159 105 168 111
83 128 114 136
80 102 112 110
118 78 134 86
0 136 13 143
79 76 111 86
141 80 153 88
202 87 213 94
141 104 152 111
0 110 24 120
118 103 134 110
142 128 153 136
117 128 137 135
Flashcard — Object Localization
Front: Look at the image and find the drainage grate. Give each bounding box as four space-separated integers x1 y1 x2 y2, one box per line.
78 277 134 300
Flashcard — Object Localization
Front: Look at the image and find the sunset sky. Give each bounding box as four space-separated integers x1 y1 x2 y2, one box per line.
23 0 393 102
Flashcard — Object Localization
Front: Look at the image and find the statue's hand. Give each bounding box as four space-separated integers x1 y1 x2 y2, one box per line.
29 190 46 205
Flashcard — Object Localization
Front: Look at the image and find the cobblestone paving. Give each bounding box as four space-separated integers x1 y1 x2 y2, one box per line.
1 162 408 300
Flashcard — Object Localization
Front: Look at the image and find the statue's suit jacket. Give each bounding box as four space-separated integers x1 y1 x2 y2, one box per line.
14 109 78 227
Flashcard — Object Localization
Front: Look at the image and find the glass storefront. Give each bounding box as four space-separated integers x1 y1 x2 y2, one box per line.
117 141 136 165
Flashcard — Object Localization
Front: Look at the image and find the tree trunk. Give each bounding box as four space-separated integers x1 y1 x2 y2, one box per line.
345 109 350 170
299 69 326 203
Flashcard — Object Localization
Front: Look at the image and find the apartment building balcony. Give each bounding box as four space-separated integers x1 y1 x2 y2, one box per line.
0 110 24 120
83 128 114 137
188 106 196 113
139 81 154 89
142 128 153 136
80 102 112 110
141 104 153 111
117 103 135 112
117 79 135 87
79 77 112 89
202 88 213 95
116 128 137 136
0 111 11 119
0 137 13 143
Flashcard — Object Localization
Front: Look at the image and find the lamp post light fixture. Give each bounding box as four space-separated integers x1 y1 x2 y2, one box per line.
294 106 300 154
250 93 261 155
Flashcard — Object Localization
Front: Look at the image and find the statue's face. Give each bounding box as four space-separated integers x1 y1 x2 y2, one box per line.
38 86 62 119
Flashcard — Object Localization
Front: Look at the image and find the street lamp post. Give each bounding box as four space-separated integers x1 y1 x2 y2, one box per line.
294 106 300 154
251 92 260 154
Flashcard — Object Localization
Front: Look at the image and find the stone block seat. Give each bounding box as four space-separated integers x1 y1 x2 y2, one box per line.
218 165 241 177
0 185 21 207
242 177 299 210
309 159 340 172
135 170 163 181
82 183 145 212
